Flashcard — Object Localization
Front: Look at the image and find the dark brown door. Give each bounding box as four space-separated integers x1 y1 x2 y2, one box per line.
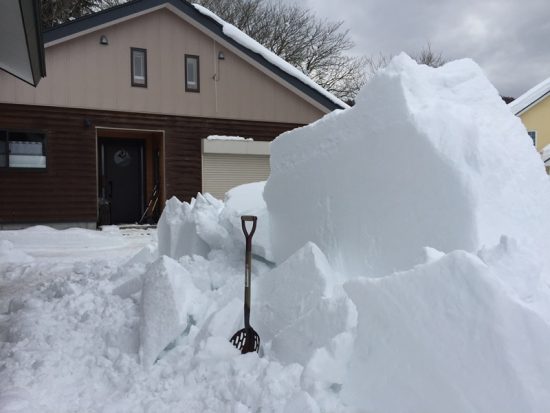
99 139 144 224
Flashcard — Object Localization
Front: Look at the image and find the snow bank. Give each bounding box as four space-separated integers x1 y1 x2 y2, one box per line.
343 250 550 412
0 225 128 255
5 55 550 413
0 240 34 264
264 54 550 278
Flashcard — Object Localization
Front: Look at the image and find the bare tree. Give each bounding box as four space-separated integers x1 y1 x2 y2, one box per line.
196 0 366 103
412 42 446 68
365 42 448 81
41 0 124 28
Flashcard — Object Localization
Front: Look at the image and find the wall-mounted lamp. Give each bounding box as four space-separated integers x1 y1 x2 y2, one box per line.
99 35 109 45
84 119 92 129
218 51 225 60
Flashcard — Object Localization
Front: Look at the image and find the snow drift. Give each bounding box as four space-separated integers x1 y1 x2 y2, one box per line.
140 55 550 412
264 53 550 278
4 54 550 413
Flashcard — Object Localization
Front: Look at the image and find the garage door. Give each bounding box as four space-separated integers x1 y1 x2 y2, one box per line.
202 138 270 199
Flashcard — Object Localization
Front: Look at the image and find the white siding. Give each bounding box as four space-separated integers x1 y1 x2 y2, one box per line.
202 153 270 199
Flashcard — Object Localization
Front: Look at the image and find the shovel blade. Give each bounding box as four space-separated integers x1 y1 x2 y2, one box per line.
230 328 260 354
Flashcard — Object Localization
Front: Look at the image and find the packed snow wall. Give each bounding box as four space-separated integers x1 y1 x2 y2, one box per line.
264 53 550 277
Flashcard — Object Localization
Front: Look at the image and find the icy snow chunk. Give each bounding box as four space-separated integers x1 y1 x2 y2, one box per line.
342 250 550 412
222 181 273 261
157 183 274 262
157 195 216 259
264 54 550 278
139 256 207 367
255 243 355 365
193 298 242 346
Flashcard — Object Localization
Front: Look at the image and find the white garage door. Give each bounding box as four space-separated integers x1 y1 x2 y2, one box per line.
202 138 270 199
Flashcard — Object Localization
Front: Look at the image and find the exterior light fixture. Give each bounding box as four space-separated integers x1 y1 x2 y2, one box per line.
99 35 109 45
218 51 225 60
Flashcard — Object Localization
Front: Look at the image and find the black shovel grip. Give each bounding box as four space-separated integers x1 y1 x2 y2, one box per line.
241 215 257 239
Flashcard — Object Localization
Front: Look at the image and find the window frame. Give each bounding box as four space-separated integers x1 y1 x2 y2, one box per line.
528 130 537 146
0 129 48 171
185 54 200 93
131 47 148 88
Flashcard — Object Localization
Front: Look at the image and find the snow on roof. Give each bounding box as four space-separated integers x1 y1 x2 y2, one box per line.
509 77 550 115
206 135 253 141
192 3 349 110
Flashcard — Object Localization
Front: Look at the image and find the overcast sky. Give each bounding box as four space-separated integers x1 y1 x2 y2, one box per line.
291 0 550 98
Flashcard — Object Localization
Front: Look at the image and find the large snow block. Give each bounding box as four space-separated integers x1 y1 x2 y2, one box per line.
342 251 550 412
264 54 550 277
139 256 205 368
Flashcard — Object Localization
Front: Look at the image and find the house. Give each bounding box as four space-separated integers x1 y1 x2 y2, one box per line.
0 0 346 229
509 77 550 168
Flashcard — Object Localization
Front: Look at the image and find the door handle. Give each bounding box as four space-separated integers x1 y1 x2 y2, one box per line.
108 181 113 199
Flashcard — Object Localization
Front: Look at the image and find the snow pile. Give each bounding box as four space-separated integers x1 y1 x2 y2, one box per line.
265 53 550 278
0 240 34 264
343 250 550 411
4 55 550 413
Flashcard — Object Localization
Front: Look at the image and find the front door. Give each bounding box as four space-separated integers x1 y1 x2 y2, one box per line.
99 139 144 224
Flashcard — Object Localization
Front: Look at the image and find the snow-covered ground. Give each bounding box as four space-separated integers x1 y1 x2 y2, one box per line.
2 55 550 412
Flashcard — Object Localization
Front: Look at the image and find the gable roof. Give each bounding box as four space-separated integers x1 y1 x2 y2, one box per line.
509 77 550 115
43 0 348 112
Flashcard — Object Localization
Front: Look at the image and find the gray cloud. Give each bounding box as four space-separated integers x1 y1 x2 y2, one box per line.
293 0 550 97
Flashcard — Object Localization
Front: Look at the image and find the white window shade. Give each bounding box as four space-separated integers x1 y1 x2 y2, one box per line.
4 132 46 168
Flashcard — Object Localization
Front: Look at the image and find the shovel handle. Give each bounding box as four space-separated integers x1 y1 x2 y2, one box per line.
241 215 257 239
241 215 257 330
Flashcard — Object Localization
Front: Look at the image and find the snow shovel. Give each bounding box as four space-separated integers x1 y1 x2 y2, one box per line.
230 215 261 354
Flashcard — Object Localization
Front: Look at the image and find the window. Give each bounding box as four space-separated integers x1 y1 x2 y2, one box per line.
528 131 537 146
185 55 200 92
0 130 46 169
131 48 147 87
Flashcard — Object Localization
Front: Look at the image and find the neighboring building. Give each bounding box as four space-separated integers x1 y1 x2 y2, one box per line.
0 0 346 229
509 77 550 169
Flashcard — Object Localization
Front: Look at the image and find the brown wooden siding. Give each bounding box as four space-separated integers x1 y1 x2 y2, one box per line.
0 103 302 225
